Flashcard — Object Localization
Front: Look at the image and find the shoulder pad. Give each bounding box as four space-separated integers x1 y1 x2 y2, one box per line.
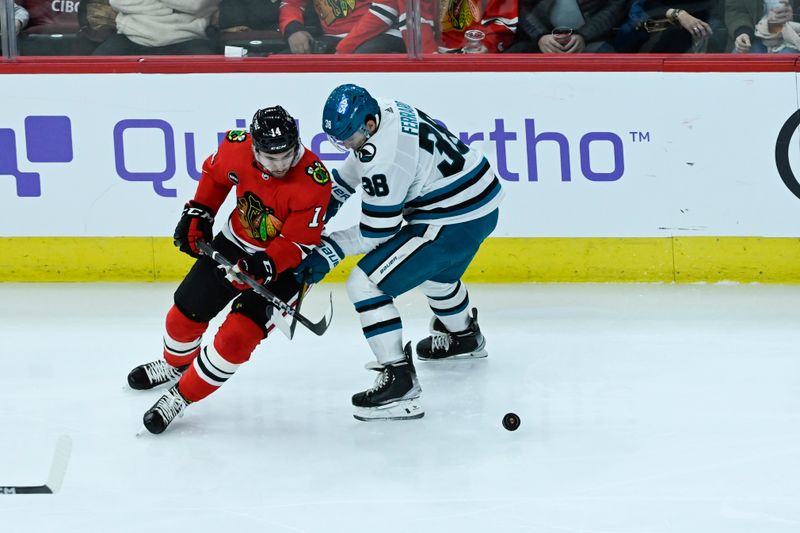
305 160 331 186
225 130 249 143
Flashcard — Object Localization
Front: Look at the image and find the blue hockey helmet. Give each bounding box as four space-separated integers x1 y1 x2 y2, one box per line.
322 84 380 144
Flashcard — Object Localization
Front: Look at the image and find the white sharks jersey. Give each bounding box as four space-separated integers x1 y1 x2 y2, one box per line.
329 97 504 256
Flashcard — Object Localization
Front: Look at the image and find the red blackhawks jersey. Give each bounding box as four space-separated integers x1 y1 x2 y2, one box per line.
193 130 331 274
282 0 514 54
280 0 374 38
438 0 517 53
279 0 437 54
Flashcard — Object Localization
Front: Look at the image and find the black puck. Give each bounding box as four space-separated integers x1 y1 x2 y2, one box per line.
502 412 520 431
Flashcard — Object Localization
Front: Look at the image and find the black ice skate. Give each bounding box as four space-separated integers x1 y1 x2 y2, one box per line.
352 343 424 421
127 360 188 390
142 385 191 434
416 308 487 361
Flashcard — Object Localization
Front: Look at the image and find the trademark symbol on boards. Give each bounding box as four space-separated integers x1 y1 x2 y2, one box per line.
628 131 651 143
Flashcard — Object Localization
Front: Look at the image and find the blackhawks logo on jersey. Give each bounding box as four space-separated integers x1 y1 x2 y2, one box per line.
306 161 330 186
237 192 284 241
315 0 356 25
226 130 248 143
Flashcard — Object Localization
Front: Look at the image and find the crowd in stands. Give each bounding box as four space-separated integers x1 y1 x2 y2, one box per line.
3 0 800 56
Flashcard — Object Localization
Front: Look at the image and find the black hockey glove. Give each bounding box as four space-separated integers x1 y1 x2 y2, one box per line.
229 251 275 290
173 201 215 258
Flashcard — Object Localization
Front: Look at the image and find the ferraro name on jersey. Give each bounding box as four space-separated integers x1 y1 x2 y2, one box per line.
330 98 503 255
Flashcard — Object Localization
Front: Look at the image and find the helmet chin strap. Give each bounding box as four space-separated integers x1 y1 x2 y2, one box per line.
355 123 371 142
355 114 379 149
253 143 302 175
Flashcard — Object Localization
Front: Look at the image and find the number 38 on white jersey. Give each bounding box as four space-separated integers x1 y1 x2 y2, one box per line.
330 98 504 254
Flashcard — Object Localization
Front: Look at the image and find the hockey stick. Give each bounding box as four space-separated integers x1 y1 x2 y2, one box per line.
290 276 310 339
197 241 332 337
0 435 72 495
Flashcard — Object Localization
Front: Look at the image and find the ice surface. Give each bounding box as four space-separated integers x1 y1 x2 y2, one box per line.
1 282 799 532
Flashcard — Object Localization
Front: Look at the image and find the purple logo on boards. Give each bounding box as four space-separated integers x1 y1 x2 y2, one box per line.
3 114 631 199
0 116 73 197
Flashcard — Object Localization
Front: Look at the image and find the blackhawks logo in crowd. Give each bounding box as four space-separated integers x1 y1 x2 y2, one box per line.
441 0 480 31
316 0 356 25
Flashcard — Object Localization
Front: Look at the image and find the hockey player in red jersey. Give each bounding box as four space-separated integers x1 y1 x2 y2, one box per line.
127 106 331 434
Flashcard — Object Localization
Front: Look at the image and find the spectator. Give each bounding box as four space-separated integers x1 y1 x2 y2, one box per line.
18 0 78 33
78 0 117 47
727 0 800 53
214 0 282 55
218 0 278 31
507 0 627 53
615 1 719 53
92 0 220 55
279 0 435 53
437 0 518 52
17 0 90 54
14 3 30 34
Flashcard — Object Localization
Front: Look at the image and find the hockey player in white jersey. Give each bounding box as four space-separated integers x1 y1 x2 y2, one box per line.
294 84 503 421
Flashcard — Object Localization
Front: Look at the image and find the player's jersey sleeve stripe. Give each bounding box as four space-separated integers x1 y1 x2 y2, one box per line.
369 3 398 25
406 178 502 221
362 200 404 213
360 200 404 238
371 2 397 16
360 221 403 238
482 16 518 29
363 205 404 218
332 169 356 194
406 158 491 208
398 12 433 29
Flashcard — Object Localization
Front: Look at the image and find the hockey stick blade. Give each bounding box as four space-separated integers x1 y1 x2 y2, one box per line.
0 485 52 495
0 435 72 495
197 241 332 336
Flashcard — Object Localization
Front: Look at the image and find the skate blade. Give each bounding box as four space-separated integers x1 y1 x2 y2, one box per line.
126 378 182 392
417 348 488 361
353 399 424 421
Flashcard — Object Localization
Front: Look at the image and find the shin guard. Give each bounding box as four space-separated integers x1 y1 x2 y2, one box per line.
177 313 264 402
163 305 208 368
